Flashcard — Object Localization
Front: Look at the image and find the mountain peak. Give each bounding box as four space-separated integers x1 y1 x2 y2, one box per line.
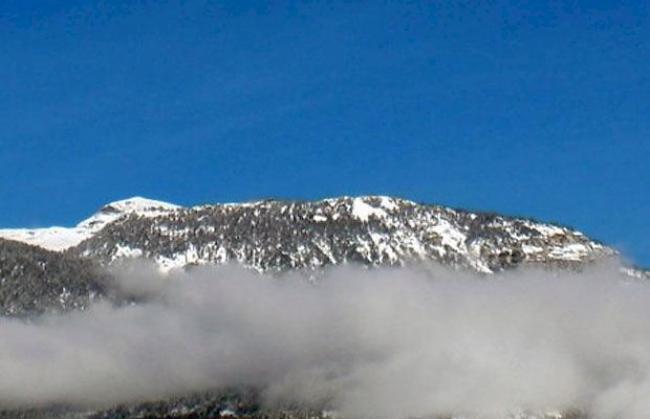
0 197 181 252
98 197 181 214
77 196 181 231
78 197 181 230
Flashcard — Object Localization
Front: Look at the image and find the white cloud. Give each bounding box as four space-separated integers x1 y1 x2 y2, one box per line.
0 261 648 418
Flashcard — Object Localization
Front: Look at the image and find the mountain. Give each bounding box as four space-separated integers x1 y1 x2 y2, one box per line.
1 195 621 274
1 195 647 316
0 196 647 418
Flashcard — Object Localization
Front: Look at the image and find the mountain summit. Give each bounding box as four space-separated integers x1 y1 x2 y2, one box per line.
0 197 180 251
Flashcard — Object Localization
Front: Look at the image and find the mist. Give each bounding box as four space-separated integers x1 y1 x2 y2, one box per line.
1 261 650 418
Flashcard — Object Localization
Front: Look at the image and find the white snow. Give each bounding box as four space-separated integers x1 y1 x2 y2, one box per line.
0 226 91 251
154 255 187 273
522 244 544 254
351 198 387 222
549 243 590 261
112 245 144 260
378 196 399 211
532 223 566 237
429 217 467 253
312 214 328 222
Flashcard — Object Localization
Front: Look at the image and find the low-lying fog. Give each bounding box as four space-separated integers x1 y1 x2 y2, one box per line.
1 261 649 418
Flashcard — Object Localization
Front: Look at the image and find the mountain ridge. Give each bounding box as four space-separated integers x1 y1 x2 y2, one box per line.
0 195 637 274
68 195 617 275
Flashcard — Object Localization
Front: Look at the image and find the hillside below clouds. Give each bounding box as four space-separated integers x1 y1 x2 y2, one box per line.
0 196 642 279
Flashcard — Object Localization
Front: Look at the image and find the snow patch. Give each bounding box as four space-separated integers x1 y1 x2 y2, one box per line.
112 245 144 260
0 227 90 252
429 217 467 253
378 196 399 211
351 198 387 222
313 214 328 223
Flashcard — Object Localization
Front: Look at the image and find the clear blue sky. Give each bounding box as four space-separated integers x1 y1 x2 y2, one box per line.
0 1 648 266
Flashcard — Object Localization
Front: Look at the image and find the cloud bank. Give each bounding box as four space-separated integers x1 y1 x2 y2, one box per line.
1 261 649 418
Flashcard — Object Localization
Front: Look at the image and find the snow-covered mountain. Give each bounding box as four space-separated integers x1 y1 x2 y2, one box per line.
1 194 646 316
0 195 627 275
71 195 618 274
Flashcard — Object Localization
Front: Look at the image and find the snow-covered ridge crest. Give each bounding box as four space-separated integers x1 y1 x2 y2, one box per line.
0 197 181 251
0 194 646 278
67 195 616 274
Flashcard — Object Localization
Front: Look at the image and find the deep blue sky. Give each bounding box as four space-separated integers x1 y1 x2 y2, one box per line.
0 1 648 265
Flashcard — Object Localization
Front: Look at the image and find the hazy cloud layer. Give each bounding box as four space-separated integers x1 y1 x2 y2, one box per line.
1 261 649 418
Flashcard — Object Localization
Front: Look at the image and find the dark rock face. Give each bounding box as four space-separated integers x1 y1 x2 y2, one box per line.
0 239 109 317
